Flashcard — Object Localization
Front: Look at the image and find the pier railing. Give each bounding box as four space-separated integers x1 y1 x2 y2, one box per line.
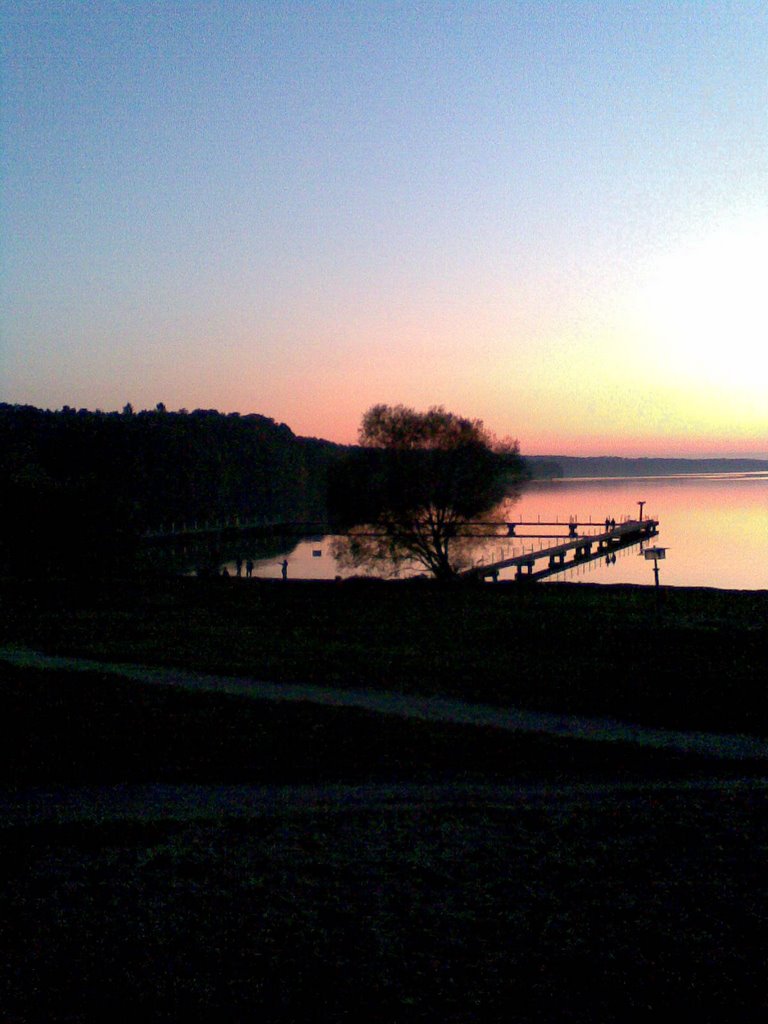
142 515 655 542
461 518 659 581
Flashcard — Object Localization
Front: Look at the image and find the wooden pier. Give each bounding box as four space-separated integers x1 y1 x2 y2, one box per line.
463 518 659 582
145 517 647 542
143 514 660 584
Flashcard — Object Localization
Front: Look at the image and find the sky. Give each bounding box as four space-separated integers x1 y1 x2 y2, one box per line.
1 0 767 457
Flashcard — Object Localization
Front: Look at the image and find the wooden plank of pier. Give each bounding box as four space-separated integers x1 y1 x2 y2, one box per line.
463 519 659 581
144 517 636 541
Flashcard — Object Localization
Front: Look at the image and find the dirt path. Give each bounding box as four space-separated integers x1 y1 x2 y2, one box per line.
3 644 768 760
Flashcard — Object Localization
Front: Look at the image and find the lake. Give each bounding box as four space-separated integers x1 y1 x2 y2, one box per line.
245 472 768 591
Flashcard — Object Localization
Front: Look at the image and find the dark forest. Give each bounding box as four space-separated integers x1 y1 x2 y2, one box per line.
0 403 346 575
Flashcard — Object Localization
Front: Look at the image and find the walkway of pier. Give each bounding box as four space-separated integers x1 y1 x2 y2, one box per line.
144 517 653 542
464 518 659 581
143 515 306 540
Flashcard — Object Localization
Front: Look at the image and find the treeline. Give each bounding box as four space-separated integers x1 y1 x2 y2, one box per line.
0 403 346 574
526 455 767 479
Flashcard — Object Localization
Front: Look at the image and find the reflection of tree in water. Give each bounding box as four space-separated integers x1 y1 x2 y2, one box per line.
329 405 525 580
331 505 515 579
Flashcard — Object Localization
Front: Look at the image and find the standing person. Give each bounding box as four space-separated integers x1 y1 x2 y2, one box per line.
281 559 288 580
235 557 243 577
246 559 254 578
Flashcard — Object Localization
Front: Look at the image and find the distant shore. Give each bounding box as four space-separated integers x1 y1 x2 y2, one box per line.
525 454 768 478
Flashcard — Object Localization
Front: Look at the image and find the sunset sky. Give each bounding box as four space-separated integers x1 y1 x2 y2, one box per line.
2 1 766 457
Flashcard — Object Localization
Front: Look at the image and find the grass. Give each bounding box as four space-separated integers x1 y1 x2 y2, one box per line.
1 575 766 734
3 663 761 786
3 791 767 1021
1 575 767 1021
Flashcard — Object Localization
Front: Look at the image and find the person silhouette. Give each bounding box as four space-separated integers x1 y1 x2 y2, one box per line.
246 559 254 578
281 559 288 580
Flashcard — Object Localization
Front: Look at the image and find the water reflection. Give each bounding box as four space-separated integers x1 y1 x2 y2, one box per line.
228 473 767 590
510 473 768 589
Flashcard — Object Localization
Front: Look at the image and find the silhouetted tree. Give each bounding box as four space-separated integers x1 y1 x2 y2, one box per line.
332 404 524 580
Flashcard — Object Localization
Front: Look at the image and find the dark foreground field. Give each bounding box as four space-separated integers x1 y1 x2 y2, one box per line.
2 575 767 732
4 788 767 1022
1 577 767 1021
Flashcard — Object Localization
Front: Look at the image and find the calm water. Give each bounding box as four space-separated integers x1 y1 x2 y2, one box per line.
245 472 768 590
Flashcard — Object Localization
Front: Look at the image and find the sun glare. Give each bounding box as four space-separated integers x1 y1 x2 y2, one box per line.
635 218 768 391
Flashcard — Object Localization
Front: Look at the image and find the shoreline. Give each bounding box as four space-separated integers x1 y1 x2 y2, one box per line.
1 575 766 738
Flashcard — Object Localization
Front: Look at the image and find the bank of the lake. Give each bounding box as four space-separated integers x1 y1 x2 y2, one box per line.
3 576 767 1023
2 576 766 737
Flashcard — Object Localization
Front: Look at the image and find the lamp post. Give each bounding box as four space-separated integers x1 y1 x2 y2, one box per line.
637 500 646 521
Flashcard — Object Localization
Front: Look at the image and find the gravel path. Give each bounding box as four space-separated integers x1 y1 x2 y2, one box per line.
3 644 768 760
